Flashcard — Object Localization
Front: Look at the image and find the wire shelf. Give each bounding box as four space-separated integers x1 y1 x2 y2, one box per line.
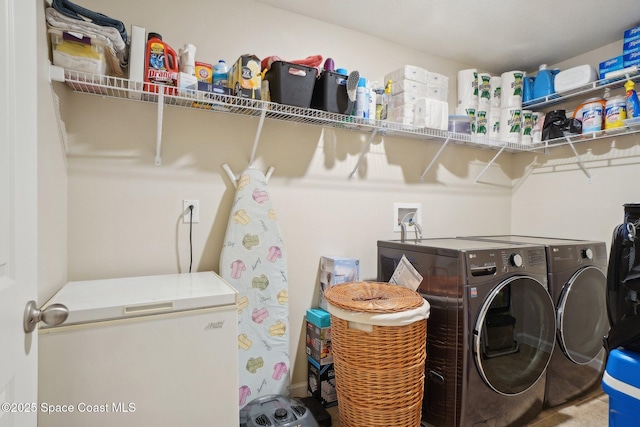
56 68 640 180
60 69 543 154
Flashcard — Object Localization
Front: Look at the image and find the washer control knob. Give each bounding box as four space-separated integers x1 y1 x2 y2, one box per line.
582 248 593 260
510 253 523 268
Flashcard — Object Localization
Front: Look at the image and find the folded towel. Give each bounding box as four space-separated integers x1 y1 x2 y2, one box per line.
52 0 127 43
46 7 127 76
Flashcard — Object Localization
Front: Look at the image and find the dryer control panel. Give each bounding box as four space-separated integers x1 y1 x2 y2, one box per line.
467 247 547 283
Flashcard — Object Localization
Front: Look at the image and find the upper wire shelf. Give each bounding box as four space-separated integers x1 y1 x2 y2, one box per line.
53 67 640 181
57 68 542 154
522 72 640 110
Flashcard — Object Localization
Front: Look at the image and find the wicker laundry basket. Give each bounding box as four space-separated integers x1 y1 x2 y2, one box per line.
323 282 429 427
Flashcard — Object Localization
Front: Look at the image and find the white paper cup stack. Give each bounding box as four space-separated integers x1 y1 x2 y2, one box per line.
476 107 489 136
499 107 522 143
478 73 492 106
521 110 533 144
500 70 524 108
490 76 501 109
488 108 501 139
457 69 478 108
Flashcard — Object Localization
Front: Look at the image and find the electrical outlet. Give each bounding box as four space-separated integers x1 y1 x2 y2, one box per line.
183 200 199 223
393 203 422 232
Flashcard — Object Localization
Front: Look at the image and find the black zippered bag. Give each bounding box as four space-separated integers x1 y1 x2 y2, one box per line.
605 203 640 353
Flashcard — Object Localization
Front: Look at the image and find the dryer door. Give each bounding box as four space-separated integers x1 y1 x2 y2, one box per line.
557 266 608 364
473 276 555 395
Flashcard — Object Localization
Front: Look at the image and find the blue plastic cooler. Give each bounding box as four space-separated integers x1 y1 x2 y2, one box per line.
602 348 640 426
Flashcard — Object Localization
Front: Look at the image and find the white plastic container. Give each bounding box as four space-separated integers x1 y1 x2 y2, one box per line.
555 65 597 93
578 98 604 133
605 96 627 129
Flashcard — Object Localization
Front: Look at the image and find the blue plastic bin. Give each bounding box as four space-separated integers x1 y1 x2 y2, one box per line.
602 348 640 426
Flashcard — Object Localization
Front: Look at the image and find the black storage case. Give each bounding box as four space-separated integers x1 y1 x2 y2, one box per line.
264 61 317 108
311 70 353 115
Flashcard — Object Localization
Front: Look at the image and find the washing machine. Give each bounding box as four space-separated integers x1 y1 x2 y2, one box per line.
377 238 556 427
461 236 609 408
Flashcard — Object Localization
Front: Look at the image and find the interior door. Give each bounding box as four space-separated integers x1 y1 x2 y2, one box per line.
0 0 39 426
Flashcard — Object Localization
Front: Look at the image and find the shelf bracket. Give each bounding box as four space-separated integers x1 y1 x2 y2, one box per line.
565 136 592 182
350 129 378 179
420 138 450 182
474 145 506 185
155 91 165 166
249 108 267 168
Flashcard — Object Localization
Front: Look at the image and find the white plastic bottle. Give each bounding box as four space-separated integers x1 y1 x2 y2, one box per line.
213 60 228 87
355 77 368 118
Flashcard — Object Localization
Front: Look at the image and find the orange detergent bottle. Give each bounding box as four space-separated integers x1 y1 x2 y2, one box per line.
144 32 179 94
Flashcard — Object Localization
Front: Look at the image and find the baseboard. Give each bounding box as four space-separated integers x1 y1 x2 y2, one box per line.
290 381 307 397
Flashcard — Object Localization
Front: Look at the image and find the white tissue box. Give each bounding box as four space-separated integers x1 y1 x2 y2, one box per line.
427 84 448 102
390 91 424 109
413 98 448 130
385 65 429 85
389 105 415 126
391 79 428 96
427 72 449 88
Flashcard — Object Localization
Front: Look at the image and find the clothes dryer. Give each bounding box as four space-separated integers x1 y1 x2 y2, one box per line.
377 238 555 427
462 236 609 408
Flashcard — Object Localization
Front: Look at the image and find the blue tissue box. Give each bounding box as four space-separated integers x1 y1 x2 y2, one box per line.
602 348 640 427
624 25 640 43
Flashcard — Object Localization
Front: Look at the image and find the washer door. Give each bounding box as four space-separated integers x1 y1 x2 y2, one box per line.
557 266 608 364
473 276 555 395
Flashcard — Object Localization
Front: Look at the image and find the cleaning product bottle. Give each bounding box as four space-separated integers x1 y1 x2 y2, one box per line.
213 60 229 87
625 80 640 119
532 64 554 100
355 77 368 118
144 32 179 94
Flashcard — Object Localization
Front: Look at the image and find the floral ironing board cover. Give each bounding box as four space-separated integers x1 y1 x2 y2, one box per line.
219 168 289 408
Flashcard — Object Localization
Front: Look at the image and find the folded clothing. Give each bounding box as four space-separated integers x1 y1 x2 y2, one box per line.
46 7 127 76
52 0 127 43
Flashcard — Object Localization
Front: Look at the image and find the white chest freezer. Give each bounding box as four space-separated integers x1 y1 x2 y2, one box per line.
38 271 238 427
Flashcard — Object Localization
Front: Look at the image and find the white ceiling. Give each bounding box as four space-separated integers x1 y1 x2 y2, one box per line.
255 0 640 74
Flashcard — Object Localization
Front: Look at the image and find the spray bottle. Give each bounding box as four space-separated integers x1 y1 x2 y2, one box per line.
625 80 640 119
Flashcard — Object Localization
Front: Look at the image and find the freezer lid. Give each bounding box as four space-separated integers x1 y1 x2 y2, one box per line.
41 272 237 327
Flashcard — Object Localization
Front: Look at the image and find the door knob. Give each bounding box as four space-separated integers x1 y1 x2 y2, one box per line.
23 300 69 333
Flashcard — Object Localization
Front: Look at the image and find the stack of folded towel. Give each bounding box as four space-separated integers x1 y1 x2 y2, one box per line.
46 0 128 77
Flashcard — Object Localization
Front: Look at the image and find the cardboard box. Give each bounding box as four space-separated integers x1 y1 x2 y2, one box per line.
195 61 212 84
599 56 624 82
319 256 359 311
229 54 262 99
306 309 332 366
624 24 640 43
191 82 232 110
307 358 337 407
624 51 640 68
623 38 640 56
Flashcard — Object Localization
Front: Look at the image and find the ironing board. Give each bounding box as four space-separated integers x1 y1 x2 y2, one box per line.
219 167 290 408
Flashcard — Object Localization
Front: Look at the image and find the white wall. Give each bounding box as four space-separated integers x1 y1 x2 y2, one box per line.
38 1 67 302
511 39 639 245
49 0 636 391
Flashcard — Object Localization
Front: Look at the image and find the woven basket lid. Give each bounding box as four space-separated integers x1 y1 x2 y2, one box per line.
323 282 424 313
